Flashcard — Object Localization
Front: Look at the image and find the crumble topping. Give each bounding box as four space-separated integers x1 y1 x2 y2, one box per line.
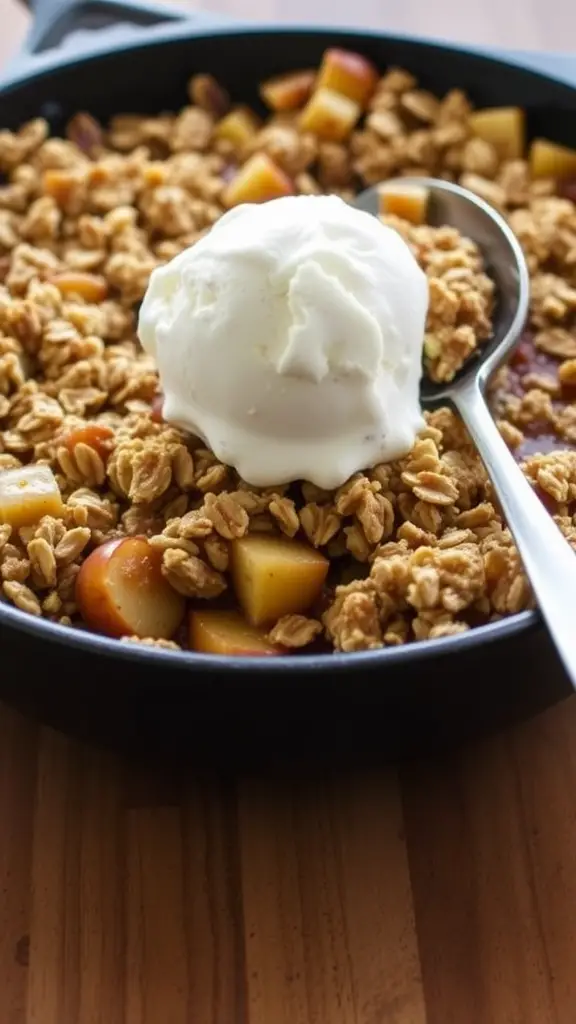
0 61 574 653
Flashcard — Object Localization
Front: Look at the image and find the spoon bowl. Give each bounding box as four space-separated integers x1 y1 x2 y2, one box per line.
354 177 531 405
354 177 576 685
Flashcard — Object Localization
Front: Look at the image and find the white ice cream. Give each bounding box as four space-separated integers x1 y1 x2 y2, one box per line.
138 194 428 489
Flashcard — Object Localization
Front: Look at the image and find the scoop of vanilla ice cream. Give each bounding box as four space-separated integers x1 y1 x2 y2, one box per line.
138 194 428 489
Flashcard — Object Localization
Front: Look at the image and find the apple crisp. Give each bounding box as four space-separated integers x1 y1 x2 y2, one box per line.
0 48 575 655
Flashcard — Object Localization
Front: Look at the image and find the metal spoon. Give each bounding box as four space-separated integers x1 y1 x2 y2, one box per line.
355 177 576 682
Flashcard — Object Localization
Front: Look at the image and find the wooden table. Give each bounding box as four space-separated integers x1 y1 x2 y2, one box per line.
3 2 576 1022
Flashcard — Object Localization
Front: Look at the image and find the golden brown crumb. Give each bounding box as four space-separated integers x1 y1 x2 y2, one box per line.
160 548 226 598
324 582 382 652
268 495 300 537
522 451 576 504
380 220 494 382
202 491 249 540
2 579 41 615
268 614 323 648
299 503 341 547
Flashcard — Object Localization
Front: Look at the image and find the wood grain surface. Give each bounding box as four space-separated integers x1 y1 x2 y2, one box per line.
3 1 576 1022
3 697 576 1024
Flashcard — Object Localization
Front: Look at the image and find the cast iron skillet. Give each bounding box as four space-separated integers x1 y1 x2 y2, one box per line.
0 0 574 741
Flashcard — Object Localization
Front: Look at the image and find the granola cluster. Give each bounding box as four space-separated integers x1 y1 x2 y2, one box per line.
381 216 493 381
0 61 574 654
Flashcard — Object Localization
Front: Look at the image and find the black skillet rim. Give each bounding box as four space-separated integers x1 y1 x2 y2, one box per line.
0 22 566 677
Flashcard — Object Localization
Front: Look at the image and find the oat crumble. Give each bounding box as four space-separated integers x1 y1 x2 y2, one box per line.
0 51 575 654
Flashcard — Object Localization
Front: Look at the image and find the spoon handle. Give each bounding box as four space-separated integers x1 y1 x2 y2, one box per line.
452 379 576 685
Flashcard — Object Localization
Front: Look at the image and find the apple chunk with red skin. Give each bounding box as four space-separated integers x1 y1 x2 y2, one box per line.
76 536 185 640
189 609 284 656
231 534 329 627
151 393 165 423
260 69 316 112
316 48 379 107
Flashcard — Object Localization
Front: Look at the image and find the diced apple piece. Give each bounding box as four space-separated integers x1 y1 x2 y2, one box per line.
62 423 114 460
0 464 64 529
423 334 441 360
151 393 165 423
316 48 378 108
51 271 108 302
378 182 429 224
469 107 525 161
189 609 284 656
222 152 294 208
299 87 361 142
530 138 576 180
42 168 82 208
214 106 261 152
76 536 185 640
260 69 316 112
231 534 329 627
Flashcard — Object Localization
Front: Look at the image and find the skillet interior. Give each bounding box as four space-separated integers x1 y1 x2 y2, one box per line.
0 26 573 744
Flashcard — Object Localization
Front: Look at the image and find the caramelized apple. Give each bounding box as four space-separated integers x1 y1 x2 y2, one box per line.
299 87 361 142
260 70 316 112
316 48 378 108
76 536 185 640
214 106 261 153
62 423 114 460
0 464 64 529
530 138 576 180
231 534 329 627
469 107 525 161
42 168 83 209
189 609 283 656
222 152 294 207
378 182 429 224
151 393 165 423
